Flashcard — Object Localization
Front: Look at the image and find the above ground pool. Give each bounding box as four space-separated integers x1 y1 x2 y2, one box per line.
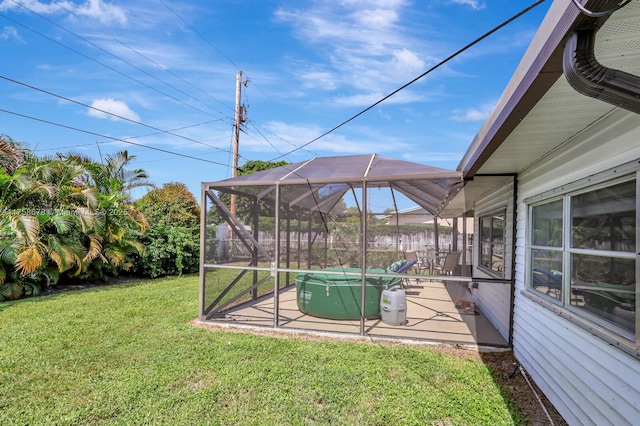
295 267 402 320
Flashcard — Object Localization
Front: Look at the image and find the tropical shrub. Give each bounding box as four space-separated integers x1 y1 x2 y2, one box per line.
0 137 150 300
209 160 289 225
133 182 200 278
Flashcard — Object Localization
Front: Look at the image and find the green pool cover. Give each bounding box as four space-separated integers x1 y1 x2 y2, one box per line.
296 267 402 320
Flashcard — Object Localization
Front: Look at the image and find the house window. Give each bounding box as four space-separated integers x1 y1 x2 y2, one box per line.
528 176 637 341
479 210 506 276
530 199 563 300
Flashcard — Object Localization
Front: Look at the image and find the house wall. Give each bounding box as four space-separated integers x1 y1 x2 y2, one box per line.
471 176 515 342
513 110 640 425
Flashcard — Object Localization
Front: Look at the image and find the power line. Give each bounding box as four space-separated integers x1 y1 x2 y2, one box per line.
0 9 223 120
48 0 235 115
4 0 279 169
245 121 288 158
9 0 228 117
240 84 317 158
0 74 235 155
2 1 294 172
246 120 316 160
155 0 300 162
35 120 228 153
269 0 548 161
2 1 261 171
0 108 230 167
158 0 242 71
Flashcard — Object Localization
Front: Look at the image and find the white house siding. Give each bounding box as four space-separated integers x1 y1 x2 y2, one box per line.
512 110 640 425
471 176 515 341
514 303 640 425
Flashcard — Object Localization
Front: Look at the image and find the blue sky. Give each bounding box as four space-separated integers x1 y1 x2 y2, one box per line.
0 0 551 200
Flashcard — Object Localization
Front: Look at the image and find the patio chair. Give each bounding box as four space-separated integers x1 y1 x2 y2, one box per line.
403 251 428 274
433 251 460 275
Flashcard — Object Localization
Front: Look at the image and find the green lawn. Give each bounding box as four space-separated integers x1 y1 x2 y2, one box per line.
0 275 525 425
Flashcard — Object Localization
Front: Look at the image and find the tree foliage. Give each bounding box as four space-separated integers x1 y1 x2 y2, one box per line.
237 160 289 175
133 182 200 278
0 139 150 301
212 160 289 224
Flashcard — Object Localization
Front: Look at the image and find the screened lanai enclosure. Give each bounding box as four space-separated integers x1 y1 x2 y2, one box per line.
199 154 507 345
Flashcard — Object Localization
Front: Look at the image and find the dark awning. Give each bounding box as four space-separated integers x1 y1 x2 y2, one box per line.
204 154 463 216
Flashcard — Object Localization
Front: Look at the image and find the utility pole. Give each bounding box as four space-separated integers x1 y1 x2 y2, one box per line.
231 70 247 217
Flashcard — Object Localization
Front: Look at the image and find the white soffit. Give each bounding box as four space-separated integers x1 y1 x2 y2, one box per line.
475 1 640 175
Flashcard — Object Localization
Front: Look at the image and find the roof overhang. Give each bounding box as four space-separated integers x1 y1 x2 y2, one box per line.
458 0 640 177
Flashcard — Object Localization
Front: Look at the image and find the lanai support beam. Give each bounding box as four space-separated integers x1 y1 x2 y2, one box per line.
273 183 281 328
360 182 368 336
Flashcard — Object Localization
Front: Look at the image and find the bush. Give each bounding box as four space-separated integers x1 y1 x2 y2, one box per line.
134 183 200 278
135 226 199 277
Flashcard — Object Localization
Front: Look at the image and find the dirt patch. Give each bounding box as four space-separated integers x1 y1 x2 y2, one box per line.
195 321 566 425
480 351 567 426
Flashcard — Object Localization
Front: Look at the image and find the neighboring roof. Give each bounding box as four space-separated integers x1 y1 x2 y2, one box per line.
391 206 427 215
458 0 640 177
204 154 463 215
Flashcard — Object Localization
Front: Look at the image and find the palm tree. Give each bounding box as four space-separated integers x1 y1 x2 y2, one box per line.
0 154 80 299
0 135 23 174
1 154 93 289
74 150 154 198
64 150 150 278
1 146 152 300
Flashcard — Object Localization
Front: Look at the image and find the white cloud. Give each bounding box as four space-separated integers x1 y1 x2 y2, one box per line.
333 90 424 107
0 0 58 14
0 0 126 26
448 0 486 10
391 48 425 74
0 26 22 43
299 70 338 90
354 7 399 28
262 121 410 156
74 0 127 26
449 100 495 122
275 1 436 106
276 3 407 53
88 98 141 122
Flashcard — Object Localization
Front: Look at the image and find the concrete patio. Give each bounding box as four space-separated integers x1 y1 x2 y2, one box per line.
203 278 508 348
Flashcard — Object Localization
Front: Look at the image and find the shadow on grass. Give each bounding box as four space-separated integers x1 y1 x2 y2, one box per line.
439 280 566 424
0 275 145 313
479 350 567 425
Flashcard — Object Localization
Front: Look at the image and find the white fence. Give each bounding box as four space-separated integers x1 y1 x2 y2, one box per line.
220 229 472 266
